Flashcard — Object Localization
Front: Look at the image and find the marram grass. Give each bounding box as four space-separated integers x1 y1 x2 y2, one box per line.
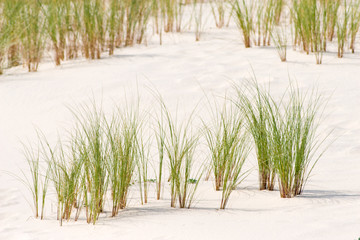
0 0 360 72
19 80 331 224
20 99 148 225
234 79 276 191
203 97 250 209
156 95 202 209
265 82 330 198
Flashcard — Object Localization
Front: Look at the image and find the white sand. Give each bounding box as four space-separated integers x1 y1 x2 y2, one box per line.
0 8 360 240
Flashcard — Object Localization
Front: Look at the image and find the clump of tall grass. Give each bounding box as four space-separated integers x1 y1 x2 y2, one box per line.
326 0 340 42
193 0 204 41
0 0 156 70
210 0 227 28
55 142 83 224
203 97 250 209
234 80 276 191
79 0 105 59
106 104 143 216
232 0 254 48
274 0 284 25
19 96 152 225
2 0 360 71
271 25 288 62
19 0 46 72
291 0 328 64
266 83 328 198
160 0 184 33
336 1 350 58
315 2 328 64
1 0 22 71
292 0 322 54
254 0 276 46
126 0 152 46
157 98 202 208
235 78 330 197
67 0 84 60
44 0 67 65
219 129 249 209
313 0 328 64
38 131 90 226
0 15 10 74
349 0 360 53
70 103 109 224
107 0 122 55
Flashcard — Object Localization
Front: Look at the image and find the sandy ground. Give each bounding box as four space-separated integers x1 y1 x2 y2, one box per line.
0 7 360 240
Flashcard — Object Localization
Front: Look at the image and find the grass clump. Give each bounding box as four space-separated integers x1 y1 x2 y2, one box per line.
20 0 46 72
271 25 288 62
158 98 201 209
274 0 284 25
160 0 184 33
266 83 328 198
291 0 328 64
336 1 350 58
232 0 254 48
219 125 249 210
210 0 227 28
44 0 67 65
0 0 154 71
80 0 106 59
71 103 109 224
193 0 204 41
203 97 250 209
234 80 276 191
325 0 340 42
349 0 360 53
235 78 330 197
106 104 142 216
20 99 147 225
255 0 276 47
55 142 83 224
0 0 22 73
